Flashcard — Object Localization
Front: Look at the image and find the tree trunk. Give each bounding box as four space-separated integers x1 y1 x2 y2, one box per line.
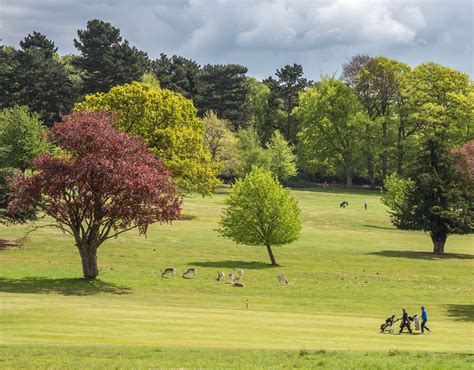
346 170 353 187
266 244 277 266
382 120 388 179
396 121 404 176
367 153 376 190
79 246 99 279
431 232 447 255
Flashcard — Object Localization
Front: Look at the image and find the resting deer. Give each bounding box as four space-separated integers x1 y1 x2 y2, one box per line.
217 271 225 281
277 275 288 286
161 268 176 278
233 282 245 287
182 268 198 278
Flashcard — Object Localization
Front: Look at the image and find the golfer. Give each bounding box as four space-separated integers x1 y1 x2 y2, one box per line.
421 306 431 334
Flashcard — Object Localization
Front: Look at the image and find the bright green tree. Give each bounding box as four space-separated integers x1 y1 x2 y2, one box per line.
267 130 297 181
297 78 367 186
75 82 220 195
218 167 301 266
236 129 270 177
0 106 49 172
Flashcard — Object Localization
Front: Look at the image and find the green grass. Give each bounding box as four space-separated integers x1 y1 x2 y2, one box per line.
0 186 473 368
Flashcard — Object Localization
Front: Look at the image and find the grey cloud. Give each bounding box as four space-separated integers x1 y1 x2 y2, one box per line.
0 0 472 79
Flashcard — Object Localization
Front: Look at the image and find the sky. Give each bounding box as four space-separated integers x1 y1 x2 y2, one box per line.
1 0 473 80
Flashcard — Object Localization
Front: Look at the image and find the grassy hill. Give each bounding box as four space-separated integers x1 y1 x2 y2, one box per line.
0 186 472 368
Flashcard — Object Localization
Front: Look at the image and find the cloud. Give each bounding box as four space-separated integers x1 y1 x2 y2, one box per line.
0 0 472 79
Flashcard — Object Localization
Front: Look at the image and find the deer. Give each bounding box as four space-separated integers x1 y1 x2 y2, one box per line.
182 268 198 278
235 269 244 281
217 271 225 281
161 268 176 278
277 275 288 286
233 282 245 287
228 273 235 284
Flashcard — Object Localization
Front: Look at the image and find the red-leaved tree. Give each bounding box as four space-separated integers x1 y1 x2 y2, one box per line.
8 110 181 279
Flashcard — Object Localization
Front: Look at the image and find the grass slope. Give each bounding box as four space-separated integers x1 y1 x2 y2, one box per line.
0 187 473 368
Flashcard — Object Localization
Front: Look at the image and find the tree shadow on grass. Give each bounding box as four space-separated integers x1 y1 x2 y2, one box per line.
368 250 474 260
363 224 396 231
189 260 279 269
0 277 131 296
445 305 474 322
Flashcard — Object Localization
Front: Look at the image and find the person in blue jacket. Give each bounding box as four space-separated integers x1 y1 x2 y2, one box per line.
421 306 431 333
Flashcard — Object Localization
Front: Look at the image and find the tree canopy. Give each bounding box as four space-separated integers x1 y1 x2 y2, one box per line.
381 137 473 254
218 167 301 265
7 110 181 278
75 82 220 195
73 19 148 94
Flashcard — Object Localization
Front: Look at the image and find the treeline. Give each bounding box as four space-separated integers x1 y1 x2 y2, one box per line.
1 19 472 188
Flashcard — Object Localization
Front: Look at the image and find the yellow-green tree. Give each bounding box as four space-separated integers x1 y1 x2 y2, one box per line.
75 82 220 195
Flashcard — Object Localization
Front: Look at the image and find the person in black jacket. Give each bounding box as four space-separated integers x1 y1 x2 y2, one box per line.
399 308 413 334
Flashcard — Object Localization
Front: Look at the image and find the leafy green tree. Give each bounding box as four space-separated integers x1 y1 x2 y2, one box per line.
0 46 20 110
19 31 57 58
382 137 473 254
75 82 220 195
203 111 232 161
73 19 148 94
247 77 273 143
236 129 270 177
264 64 311 143
218 167 301 266
297 78 367 186
342 55 410 185
196 64 250 129
408 63 473 144
267 130 297 181
0 106 49 172
1 33 76 126
152 54 200 100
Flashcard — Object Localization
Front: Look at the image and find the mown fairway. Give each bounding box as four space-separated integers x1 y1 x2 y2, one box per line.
0 187 473 368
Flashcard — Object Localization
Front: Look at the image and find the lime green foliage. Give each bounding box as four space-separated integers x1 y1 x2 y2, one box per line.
0 106 49 171
267 130 297 181
236 129 270 176
297 78 367 186
218 168 301 265
381 173 414 221
407 63 473 144
0 187 472 367
141 72 161 89
75 82 220 195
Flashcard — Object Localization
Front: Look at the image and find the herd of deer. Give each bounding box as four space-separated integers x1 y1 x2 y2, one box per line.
160 267 289 287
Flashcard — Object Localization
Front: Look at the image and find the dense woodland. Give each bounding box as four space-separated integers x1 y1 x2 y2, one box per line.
1 19 472 192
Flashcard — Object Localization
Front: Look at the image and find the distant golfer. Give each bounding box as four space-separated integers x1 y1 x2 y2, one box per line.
421 306 431 334
399 308 412 334
364 199 368 210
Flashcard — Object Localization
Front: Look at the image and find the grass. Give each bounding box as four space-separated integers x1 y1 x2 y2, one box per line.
0 186 473 368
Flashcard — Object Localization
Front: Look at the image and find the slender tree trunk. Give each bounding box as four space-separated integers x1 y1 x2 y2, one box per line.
367 152 375 189
430 232 447 255
266 244 277 266
381 119 388 178
78 246 99 279
396 120 404 176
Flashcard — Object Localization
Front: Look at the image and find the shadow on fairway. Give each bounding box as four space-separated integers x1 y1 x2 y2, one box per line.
363 225 396 231
0 277 131 296
446 304 474 322
189 260 278 269
368 250 474 260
